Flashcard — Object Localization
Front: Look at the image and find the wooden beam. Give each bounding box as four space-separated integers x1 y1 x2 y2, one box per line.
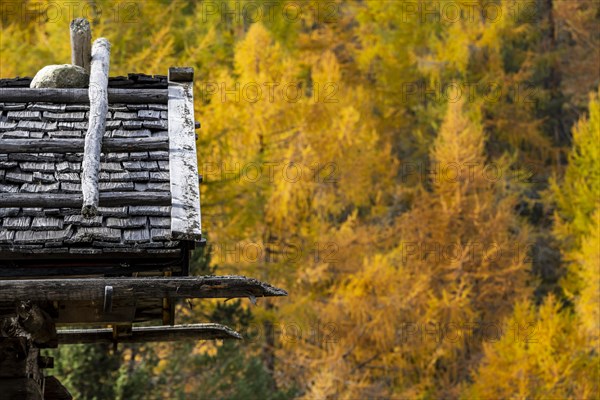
57 323 242 344
0 192 171 208
0 276 288 302
0 88 168 104
55 300 135 324
0 252 183 266
168 67 194 82
168 67 201 241
54 299 139 324
70 18 91 74
0 138 169 153
82 38 111 218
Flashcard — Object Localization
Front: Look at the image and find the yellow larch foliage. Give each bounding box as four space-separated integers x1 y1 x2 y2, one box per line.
300 99 530 399
576 209 600 348
467 297 599 399
467 88 600 400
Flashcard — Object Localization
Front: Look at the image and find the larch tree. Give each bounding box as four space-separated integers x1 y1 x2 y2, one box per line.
466 296 598 399
552 90 599 347
1 1 597 397
300 99 531 399
467 89 600 399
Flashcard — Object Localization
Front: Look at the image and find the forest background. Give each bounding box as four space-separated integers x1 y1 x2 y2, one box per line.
0 0 598 398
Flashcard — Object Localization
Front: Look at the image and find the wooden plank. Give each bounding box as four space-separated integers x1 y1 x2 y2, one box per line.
0 138 169 153
168 68 201 240
0 253 183 266
0 276 288 302
57 323 242 344
70 18 91 73
0 192 171 208
0 88 168 104
168 67 194 82
82 38 111 217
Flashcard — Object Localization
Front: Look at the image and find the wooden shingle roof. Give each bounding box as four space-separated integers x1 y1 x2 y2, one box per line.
0 72 201 276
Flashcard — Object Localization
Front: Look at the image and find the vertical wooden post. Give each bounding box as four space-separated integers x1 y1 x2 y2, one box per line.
0 304 59 400
70 18 92 73
81 38 110 218
0 338 44 400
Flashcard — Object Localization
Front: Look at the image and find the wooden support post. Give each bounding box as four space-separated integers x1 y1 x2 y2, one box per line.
0 303 59 399
112 324 132 350
57 323 242 344
0 276 288 302
162 270 174 326
70 18 92 73
0 338 44 400
81 37 110 218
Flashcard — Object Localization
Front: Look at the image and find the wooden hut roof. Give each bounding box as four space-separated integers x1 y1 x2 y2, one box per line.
0 72 201 275
0 23 287 399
